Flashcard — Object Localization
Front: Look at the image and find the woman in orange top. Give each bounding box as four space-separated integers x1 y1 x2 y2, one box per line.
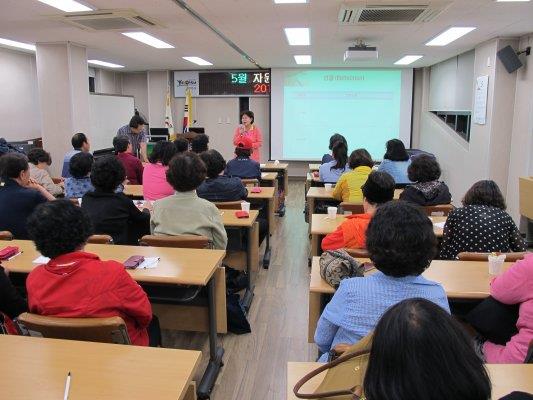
321 171 395 251
233 110 262 162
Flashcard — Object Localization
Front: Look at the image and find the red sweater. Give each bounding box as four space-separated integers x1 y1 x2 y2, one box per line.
321 213 372 251
26 251 152 346
117 152 144 185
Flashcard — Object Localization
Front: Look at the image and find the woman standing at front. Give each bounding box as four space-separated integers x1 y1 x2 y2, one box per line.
233 110 262 162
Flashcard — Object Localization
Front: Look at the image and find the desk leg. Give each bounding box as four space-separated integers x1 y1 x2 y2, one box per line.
263 198 273 269
308 292 321 343
283 170 289 196
274 179 280 212
197 277 224 400
307 197 315 235
311 234 319 258
241 224 257 312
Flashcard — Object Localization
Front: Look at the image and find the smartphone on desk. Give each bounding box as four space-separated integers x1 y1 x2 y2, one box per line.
124 255 145 269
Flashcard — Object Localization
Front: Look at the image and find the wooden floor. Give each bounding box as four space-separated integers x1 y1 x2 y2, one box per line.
163 180 316 399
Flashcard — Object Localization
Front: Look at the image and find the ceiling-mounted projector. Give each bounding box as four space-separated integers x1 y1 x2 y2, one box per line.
344 40 378 61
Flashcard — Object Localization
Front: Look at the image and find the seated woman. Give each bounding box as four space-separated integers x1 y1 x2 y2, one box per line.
0 265 27 321
321 133 347 164
399 154 451 206
318 141 349 183
151 152 228 250
0 153 54 239
322 171 394 251
332 148 373 202
314 201 450 361
142 141 177 201
198 150 247 202
363 299 491 400
26 200 152 346
377 139 412 185
81 155 150 245
439 180 526 259
27 148 64 197
64 152 95 199
225 137 261 179
173 137 189 153
191 134 209 154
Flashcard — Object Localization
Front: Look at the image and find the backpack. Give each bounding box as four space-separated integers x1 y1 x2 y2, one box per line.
319 249 364 288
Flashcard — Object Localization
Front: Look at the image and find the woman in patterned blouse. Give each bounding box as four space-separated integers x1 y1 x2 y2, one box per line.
439 180 527 259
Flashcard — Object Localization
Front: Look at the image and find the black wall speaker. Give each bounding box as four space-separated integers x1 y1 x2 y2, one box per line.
497 45 523 73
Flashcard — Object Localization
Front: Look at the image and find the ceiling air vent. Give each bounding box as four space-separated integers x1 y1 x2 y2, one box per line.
56 10 160 31
339 2 450 24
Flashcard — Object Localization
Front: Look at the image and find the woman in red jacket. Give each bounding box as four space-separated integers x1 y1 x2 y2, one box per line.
25 200 153 346
233 110 263 162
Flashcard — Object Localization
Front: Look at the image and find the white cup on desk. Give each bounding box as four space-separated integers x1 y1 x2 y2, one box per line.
488 254 506 276
327 206 337 219
241 201 251 212
324 183 333 191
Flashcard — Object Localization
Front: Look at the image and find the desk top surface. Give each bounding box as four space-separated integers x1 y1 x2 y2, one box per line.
124 185 274 200
261 172 278 180
310 256 511 299
287 362 533 400
220 209 259 227
0 335 201 400
260 163 289 170
307 187 402 200
308 163 321 171
246 187 275 199
3 240 225 286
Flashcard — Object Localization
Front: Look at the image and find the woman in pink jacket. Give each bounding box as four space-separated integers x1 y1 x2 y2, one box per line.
233 110 262 162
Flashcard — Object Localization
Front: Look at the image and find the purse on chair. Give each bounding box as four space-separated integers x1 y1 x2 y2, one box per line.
293 334 372 400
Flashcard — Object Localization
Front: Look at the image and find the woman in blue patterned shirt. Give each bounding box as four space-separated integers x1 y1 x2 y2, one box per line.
64 152 95 199
314 201 450 361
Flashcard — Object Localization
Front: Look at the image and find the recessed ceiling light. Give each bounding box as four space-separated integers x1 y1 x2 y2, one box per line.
284 28 310 46
394 55 423 65
183 56 213 66
426 27 476 46
121 32 174 49
88 60 124 68
37 0 93 12
294 55 312 64
274 0 308 3
0 38 36 51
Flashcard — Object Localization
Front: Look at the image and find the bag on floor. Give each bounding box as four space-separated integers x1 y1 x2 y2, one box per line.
319 249 364 288
293 334 373 400
226 292 251 334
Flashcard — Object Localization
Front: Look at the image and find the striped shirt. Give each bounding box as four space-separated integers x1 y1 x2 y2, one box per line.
116 125 147 157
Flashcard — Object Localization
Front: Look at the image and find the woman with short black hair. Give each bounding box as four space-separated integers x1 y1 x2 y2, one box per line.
173 137 189 153
314 201 449 361
151 152 227 249
143 141 178 201
197 150 247 202
363 298 491 400
191 134 209 154
439 180 526 259
26 200 152 346
64 152 95 199
399 154 451 206
27 148 64 196
332 148 373 202
377 139 412 185
81 155 150 244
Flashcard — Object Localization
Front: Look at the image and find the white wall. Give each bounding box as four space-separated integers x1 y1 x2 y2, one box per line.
122 72 148 121
0 47 41 141
95 69 122 94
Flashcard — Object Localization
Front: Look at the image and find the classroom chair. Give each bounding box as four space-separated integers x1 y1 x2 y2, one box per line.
345 248 370 259
139 234 211 249
339 202 364 214
87 234 114 245
213 200 244 210
457 251 527 262
15 313 130 344
0 231 14 240
423 204 454 216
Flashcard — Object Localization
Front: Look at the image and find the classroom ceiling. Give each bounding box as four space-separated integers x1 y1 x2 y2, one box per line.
0 0 532 71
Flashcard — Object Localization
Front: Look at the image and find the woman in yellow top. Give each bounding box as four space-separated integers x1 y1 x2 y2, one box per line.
333 149 373 202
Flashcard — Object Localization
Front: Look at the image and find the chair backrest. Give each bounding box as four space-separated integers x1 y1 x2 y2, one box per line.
241 178 259 188
0 231 14 241
345 248 370 258
457 252 527 262
339 202 364 214
423 204 454 216
87 234 114 245
15 313 130 344
525 340 533 363
213 200 243 210
139 234 210 249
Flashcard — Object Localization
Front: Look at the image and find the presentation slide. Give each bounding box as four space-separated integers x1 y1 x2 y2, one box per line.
270 69 413 161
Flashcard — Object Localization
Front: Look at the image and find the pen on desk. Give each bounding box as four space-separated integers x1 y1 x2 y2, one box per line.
7 251 23 261
63 372 71 400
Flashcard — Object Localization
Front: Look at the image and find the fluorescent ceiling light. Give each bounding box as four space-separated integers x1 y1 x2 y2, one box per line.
294 55 311 64
37 0 93 12
394 55 423 65
496 0 530 2
121 32 174 49
426 27 476 46
88 59 124 68
284 28 310 46
0 38 36 51
274 0 308 3
182 57 213 66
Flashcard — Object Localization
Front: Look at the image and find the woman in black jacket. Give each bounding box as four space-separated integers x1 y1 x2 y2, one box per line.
0 265 27 321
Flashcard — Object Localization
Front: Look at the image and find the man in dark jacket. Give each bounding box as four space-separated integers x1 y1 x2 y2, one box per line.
224 136 261 179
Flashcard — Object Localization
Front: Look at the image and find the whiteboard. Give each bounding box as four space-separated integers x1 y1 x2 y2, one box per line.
89 94 135 151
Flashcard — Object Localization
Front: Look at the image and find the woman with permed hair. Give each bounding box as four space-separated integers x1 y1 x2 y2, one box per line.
439 180 526 259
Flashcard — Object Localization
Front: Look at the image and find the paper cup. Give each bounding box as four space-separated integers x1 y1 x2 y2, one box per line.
274 160 280 165
488 254 506 276
325 183 333 191
241 201 251 212
327 206 337 219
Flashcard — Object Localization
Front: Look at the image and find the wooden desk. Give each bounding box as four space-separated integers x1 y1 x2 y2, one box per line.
260 172 280 210
247 187 275 268
287 362 533 400
261 162 289 196
307 257 511 342
519 176 533 219
309 214 446 257
0 335 200 400
124 184 143 199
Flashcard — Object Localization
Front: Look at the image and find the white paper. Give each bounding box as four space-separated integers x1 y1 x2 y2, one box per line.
33 256 51 264
261 172 267 178
433 222 446 229
474 75 489 125
137 257 160 269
